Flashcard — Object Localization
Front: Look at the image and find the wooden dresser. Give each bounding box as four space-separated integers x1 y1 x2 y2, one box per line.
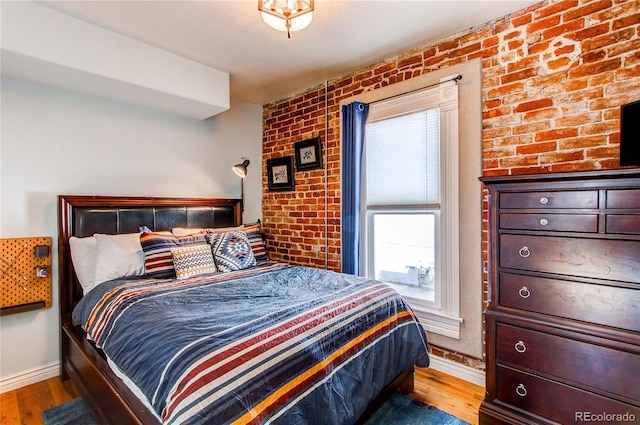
479 169 640 425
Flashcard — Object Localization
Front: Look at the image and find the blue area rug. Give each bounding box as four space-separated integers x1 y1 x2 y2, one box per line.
365 393 471 425
41 398 95 425
43 393 469 425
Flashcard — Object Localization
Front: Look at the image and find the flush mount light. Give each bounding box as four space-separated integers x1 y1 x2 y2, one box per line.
258 0 314 39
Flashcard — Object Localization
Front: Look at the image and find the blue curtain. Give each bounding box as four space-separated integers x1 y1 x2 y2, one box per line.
341 102 369 275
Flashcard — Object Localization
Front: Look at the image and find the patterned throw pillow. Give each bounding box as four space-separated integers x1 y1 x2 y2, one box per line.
205 230 256 272
140 232 206 278
171 245 217 279
243 222 268 263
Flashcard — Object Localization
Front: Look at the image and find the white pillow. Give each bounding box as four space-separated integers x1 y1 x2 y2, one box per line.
171 227 205 237
94 233 145 287
69 236 98 294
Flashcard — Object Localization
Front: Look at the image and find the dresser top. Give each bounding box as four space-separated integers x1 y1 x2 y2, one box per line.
480 168 640 185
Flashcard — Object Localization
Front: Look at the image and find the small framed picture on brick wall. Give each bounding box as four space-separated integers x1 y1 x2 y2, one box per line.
267 156 295 191
294 137 322 171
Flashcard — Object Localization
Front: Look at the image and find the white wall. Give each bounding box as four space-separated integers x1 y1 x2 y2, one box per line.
0 78 263 390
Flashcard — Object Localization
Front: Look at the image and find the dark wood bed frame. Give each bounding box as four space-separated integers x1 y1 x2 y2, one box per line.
57 195 414 425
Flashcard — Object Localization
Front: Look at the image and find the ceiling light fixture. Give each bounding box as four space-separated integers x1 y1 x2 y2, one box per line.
258 0 314 39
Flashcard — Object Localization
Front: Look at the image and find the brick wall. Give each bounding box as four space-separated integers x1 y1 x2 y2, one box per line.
262 0 640 368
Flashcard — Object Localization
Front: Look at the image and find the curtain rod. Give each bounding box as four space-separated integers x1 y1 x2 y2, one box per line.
368 74 462 105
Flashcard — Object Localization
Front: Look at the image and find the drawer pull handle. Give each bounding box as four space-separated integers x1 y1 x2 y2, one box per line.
515 341 527 353
516 384 528 397
519 287 531 298
539 218 549 226
519 246 531 258
539 197 549 204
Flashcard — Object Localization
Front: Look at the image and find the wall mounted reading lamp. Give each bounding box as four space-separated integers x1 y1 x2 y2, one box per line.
232 158 250 211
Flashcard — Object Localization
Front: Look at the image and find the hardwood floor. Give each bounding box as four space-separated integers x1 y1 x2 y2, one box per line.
0 377 78 425
0 367 483 425
412 367 484 425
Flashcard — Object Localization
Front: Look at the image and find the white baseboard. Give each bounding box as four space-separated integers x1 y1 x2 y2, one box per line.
0 362 60 394
428 355 486 387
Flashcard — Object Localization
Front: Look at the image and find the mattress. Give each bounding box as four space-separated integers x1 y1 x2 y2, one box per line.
73 263 429 425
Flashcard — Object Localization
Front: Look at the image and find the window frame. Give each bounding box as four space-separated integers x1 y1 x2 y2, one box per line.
364 207 440 308
361 76 462 339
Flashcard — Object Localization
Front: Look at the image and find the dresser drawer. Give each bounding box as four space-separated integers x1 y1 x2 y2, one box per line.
606 214 640 235
496 324 640 401
496 365 640 424
500 234 640 283
500 190 598 209
500 213 598 232
499 273 640 332
607 189 640 209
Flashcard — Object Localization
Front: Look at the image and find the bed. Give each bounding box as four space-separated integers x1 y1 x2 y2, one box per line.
58 195 430 425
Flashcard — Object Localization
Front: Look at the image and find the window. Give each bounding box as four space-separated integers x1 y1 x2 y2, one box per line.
362 77 462 338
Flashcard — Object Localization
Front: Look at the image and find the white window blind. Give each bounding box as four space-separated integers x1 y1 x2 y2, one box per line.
365 108 440 206
360 76 463 339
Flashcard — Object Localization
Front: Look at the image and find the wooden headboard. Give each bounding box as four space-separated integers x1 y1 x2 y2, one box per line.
57 195 242 318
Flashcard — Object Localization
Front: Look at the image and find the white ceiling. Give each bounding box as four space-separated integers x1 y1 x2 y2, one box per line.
37 0 538 105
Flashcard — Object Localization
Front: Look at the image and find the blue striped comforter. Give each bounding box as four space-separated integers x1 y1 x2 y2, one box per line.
73 263 429 425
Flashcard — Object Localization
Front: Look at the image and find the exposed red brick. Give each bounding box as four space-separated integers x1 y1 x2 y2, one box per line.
488 82 525 98
482 169 510 177
559 135 607 150
613 13 640 30
483 35 500 48
514 98 554 113
543 19 585 41
529 39 552 55
500 154 540 168
524 107 559 121
588 72 615 86
548 57 573 69
450 42 482 58
439 39 460 51
483 107 512 119
563 0 612 22
262 0 640 371
535 0 579 20
555 45 576 55
527 14 561 34
609 39 640 57
507 57 538 73
422 47 437 59
618 64 640 79
569 58 621 78
511 13 533 27
485 147 516 159
535 128 579 142
550 160 599 172
582 50 607 63
516 141 558 155
398 54 422 68
373 62 396 76
503 30 522 41
571 23 611 42
511 165 552 175
540 150 585 163
501 68 539 84
582 28 636 52
495 135 534 147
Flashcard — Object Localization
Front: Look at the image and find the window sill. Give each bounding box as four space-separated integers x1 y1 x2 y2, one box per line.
409 303 463 340
384 282 462 339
